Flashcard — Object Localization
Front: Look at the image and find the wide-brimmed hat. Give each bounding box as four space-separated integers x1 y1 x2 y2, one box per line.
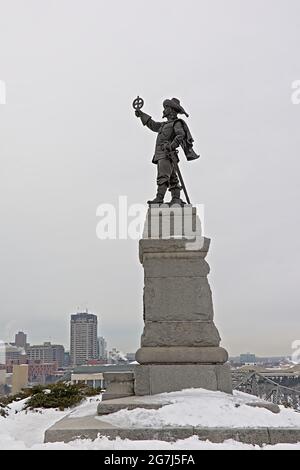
163 97 189 117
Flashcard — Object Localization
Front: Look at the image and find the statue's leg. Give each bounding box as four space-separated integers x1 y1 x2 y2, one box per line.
147 159 170 205
169 166 185 206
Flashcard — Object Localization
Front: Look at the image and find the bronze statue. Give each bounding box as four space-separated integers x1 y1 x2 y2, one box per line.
133 96 199 206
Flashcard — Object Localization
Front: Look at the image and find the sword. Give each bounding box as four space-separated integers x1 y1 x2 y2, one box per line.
167 150 191 205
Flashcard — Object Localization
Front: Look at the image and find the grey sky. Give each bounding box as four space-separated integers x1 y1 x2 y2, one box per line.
0 0 299 356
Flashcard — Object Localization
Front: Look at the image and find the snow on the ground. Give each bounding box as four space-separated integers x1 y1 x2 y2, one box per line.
0 395 103 449
0 389 300 449
68 395 102 418
0 397 69 449
100 388 300 429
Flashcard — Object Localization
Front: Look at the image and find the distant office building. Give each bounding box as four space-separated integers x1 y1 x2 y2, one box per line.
27 342 65 368
240 353 256 365
64 351 71 367
14 331 27 349
70 311 98 366
97 336 107 361
51 344 65 368
4 344 27 372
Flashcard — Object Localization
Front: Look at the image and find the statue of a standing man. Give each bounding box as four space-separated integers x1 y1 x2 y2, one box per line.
134 97 199 206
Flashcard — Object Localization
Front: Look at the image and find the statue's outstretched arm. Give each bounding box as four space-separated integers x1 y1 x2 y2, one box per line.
135 110 161 133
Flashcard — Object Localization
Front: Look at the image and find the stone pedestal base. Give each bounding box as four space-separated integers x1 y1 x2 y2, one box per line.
134 363 232 396
135 207 232 396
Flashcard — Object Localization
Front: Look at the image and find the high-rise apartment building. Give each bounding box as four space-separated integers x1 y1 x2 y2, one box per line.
97 336 107 361
70 312 98 366
14 331 27 349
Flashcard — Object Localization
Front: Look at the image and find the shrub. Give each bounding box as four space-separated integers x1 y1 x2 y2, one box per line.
25 382 101 411
0 382 101 414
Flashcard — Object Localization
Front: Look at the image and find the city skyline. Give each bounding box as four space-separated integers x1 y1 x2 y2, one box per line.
1 1 299 357
1 325 295 358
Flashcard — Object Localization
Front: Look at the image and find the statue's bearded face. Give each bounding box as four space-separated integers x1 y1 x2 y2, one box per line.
163 105 173 119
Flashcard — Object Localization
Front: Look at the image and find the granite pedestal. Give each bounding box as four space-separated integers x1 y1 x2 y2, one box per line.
135 205 232 395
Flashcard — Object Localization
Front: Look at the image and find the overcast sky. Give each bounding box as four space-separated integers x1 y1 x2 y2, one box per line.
0 0 299 356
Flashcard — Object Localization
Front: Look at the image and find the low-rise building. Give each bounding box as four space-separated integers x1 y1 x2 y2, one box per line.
71 372 104 389
71 364 135 389
240 353 257 365
28 361 57 384
12 364 28 394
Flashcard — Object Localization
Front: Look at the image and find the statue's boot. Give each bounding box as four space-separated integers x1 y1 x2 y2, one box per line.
169 187 186 206
147 183 168 205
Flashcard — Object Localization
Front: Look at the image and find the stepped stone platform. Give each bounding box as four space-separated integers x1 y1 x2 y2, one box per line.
44 395 300 445
44 394 300 445
45 420 300 446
